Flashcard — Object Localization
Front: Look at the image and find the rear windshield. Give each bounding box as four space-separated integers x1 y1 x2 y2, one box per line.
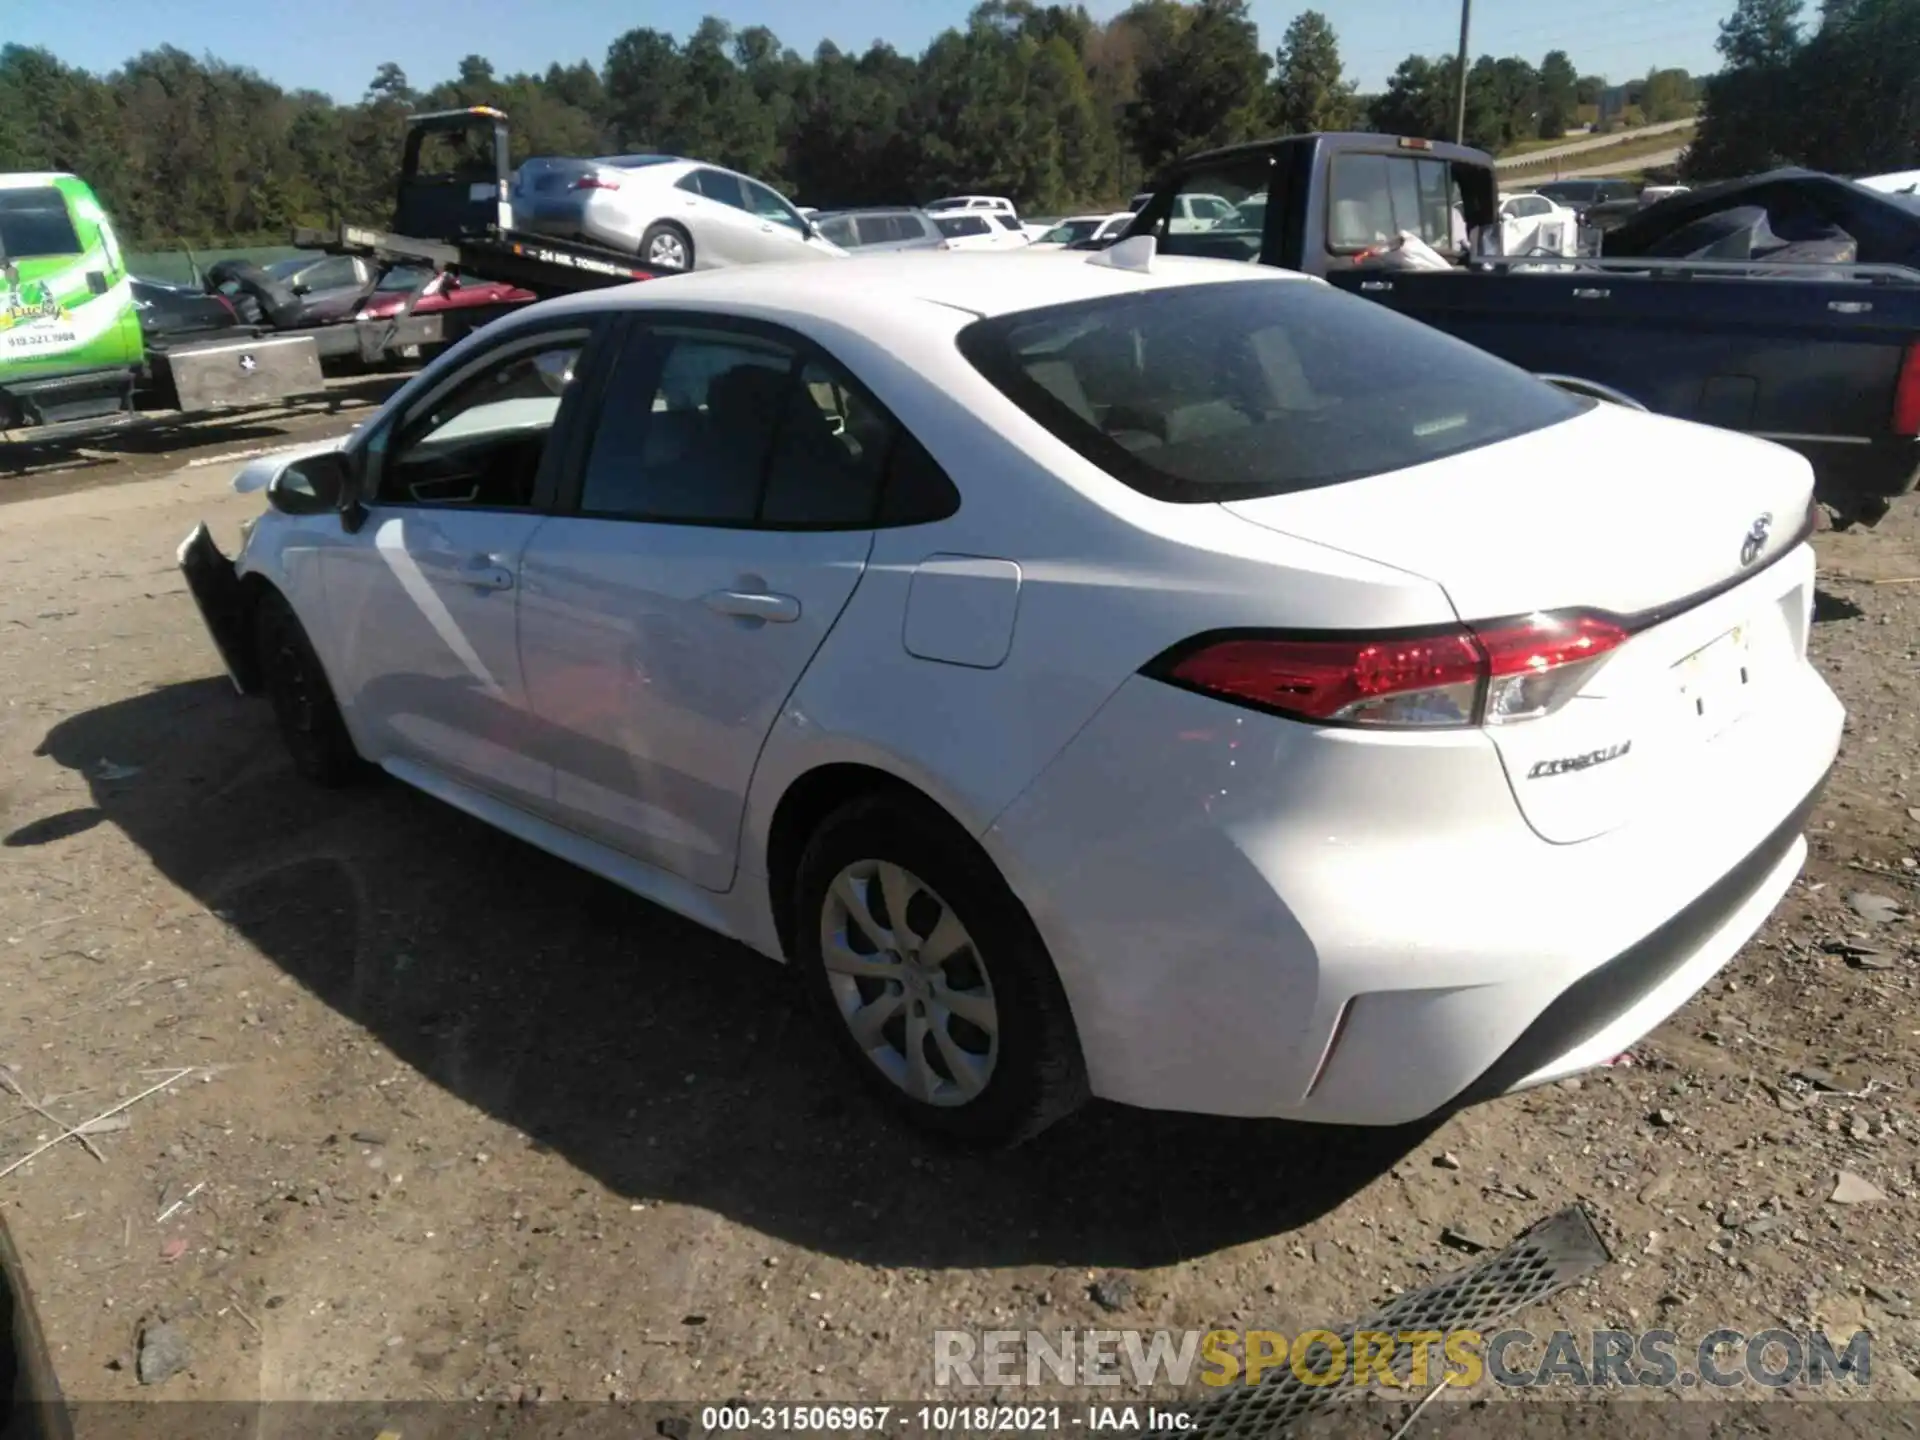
0 187 83 260
956 279 1587 503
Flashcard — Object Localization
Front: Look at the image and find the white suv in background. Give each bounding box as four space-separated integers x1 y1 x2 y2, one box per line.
931 212 1032 251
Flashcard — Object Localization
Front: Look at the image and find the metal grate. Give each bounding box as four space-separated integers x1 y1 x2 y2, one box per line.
1147 1207 1613 1440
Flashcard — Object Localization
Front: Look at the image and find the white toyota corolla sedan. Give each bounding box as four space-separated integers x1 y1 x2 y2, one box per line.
179 244 1843 1147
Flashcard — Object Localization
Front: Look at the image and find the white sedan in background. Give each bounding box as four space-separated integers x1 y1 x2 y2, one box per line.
1497 191 1582 255
512 154 846 272
180 244 1841 1147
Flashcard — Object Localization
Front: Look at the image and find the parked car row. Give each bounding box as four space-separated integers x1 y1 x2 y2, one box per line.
130 255 534 346
505 146 1283 271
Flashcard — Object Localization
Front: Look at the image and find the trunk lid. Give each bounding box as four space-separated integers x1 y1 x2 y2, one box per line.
1221 404 1810 620
1223 404 1819 843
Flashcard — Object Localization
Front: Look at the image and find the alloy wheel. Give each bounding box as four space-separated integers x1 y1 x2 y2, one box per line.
819 860 998 1106
647 233 688 270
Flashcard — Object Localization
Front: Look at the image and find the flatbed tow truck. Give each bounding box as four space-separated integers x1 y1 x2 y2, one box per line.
3 107 662 454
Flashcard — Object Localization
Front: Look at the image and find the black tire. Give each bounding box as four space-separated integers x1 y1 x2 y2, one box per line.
639 221 694 273
253 590 362 788
792 792 1088 1148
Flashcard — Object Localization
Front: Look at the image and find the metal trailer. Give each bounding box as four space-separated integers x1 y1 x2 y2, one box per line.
5 106 653 451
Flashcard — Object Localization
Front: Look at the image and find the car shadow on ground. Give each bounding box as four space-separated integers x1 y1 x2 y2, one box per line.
1813 587 1866 624
29 679 1434 1271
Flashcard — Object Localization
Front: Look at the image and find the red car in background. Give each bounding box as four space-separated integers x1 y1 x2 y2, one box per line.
353 266 535 320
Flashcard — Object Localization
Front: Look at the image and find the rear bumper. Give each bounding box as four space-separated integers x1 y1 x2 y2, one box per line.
985 654 1843 1126
177 523 258 694
1446 764 1827 1110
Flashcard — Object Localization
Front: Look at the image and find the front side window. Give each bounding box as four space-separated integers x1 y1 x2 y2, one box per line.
935 215 990 238
744 179 806 232
817 216 857 247
375 338 585 508
957 279 1586 503
0 188 82 259
1041 220 1101 245
295 256 360 292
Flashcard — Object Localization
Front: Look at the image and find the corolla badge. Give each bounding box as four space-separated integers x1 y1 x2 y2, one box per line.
1740 513 1773 568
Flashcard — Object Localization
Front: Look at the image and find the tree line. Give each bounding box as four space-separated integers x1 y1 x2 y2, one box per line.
0 0 1688 251
1688 0 1920 179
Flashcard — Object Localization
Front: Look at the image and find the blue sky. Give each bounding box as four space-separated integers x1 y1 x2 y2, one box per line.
9 0 1731 98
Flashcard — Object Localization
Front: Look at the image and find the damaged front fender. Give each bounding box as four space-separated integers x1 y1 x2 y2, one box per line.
177 522 260 695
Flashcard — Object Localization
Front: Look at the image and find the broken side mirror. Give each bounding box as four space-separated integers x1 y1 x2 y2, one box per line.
266 451 351 516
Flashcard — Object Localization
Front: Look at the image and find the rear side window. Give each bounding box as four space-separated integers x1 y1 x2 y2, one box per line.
956 279 1587 503
0 187 82 259
693 169 746 210
936 215 990 238
576 323 961 529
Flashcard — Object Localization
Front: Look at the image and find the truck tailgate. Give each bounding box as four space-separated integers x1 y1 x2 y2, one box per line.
1327 265 1920 512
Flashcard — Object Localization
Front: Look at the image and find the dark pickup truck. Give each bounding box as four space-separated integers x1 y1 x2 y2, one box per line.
1125 133 1920 528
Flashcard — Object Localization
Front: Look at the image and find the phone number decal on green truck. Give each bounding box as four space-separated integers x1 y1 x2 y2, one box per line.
0 172 144 383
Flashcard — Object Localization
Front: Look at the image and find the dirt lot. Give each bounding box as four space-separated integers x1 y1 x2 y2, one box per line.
2 439 1919 1418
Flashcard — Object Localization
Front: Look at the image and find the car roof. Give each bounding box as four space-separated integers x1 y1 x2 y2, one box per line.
535 249 1313 330
594 153 687 167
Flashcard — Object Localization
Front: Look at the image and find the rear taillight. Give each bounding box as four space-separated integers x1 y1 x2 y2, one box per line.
570 176 620 192
1150 610 1629 730
1894 341 1920 435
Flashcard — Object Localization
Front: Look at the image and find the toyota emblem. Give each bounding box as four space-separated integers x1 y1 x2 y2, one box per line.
1739 513 1773 568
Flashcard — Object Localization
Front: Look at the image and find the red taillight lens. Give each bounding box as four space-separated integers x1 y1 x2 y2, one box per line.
570 176 620 192
1155 611 1629 730
1168 631 1485 727
1893 341 1920 436
1474 612 1629 725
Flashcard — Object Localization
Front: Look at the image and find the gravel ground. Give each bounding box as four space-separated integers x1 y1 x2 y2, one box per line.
0 451 1917 1425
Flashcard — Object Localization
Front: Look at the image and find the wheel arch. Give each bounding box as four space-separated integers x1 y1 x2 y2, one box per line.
763 762 940 962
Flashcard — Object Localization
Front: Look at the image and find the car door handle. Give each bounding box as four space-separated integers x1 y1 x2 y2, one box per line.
702 589 799 623
461 554 515 592
1358 280 1393 292
1571 287 1611 300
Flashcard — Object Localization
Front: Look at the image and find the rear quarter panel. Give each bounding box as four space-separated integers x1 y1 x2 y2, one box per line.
734 298 1456 885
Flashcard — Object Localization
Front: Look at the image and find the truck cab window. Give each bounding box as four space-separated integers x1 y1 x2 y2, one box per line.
1329 154 1456 254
